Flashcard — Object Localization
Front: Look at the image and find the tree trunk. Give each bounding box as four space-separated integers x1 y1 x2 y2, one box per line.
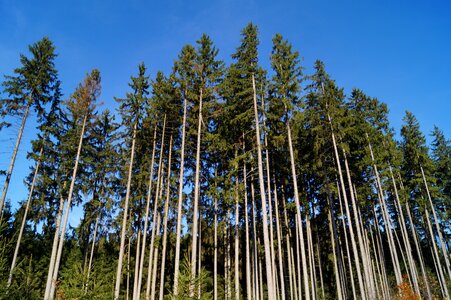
0 103 30 215
250 172 259 300
420 165 451 280
316 235 325 300
365 141 403 287
330 135 365 299
126 234 131 300
198 214 202 299
43 189 65 300
115 119 138 300
158 136 172 300
295 217 303 300
85 212 100 293
337 181 357 300
190 87 203 296
136 125 158 300
173 97 187 295
150 213 161 300
214 192 218 300
327 200 344 300
251 74 275 298
243 160 252 300
273 179 286 300
226 209 231 300
342 150 374 298
49 114 88 300
375 207 392 299
281 192 295 300
8 146 42 287
235 175 240 300
146 117 166 299
405 199 432 299
286 119 310 300
133 230 141 300
425 209 449 299
387 163 421 296
306 216 317 300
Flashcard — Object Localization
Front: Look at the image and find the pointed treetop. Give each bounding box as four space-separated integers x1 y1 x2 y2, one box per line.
2 37 59 117
269 33 303 112
68 69 101 122
117 63 150 127
232 22 259 73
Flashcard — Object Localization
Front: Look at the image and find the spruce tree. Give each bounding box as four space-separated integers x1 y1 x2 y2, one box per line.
0 37 59 215
114 63 150 300
45 69 100 300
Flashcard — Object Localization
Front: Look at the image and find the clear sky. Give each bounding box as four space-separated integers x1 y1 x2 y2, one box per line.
1 0 450 224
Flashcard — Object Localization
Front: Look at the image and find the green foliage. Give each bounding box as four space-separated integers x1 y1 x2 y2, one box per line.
57 243 115 300
1 24 450 300
400 111 436 205
1 37 59 117
169 256 213 300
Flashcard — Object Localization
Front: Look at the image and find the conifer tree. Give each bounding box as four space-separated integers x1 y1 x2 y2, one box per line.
114 63 150 300
173 44 196 296
431 126 450 222
45 69 100 300
0 37 59 215
189 34 224 296
7 81 62 287
400 112 451 293
269 33 305 300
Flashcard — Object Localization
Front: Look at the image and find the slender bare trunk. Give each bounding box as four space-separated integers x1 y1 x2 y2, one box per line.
48 114 88 300
425 209 449 299
342 150 374 298
405 200 432 299
290 244 298 300
295 217 303 300
158 136 172 300
173 97 187 295
136 125 157 299
0 103 30 215
316 235 325 300
306 216 317 300
214 193 218 300
133 230 141 299
146 117 166 300
85 212 100 293
150 213 161 300
281 191 295 300
337 182 357 300
327 201 344 300
251 74 275 298
366 142 403 287
420 165 451 279
369 224 385 299
286 117 309 300
273 180 286 300
226 209 231 300
387 163 421 296
8 147 42 286
330 137 365 299
114 119 138 300
250 172 259 300
43 190 65 300
149 150 166 300
190 87 203 297
235 175 240 300
198 214 202 299
126 235 131 300
243 160 252 300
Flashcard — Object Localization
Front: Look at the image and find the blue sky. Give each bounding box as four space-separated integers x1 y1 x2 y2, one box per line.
1 0 450 223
